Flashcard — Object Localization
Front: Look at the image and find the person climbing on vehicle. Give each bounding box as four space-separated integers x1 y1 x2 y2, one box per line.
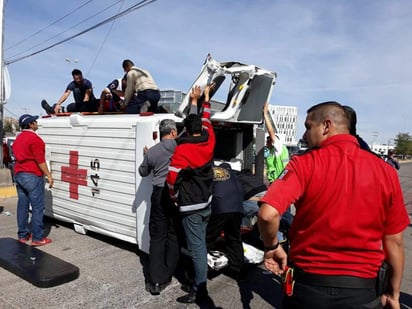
41 69 99 114
122 59 160 114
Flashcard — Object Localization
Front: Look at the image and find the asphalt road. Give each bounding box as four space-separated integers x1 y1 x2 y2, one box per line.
0 163 411 309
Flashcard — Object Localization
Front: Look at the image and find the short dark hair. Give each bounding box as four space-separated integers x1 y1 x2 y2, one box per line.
122 59 134 70
343 105 357 135
307 101 349 128
184 114 202 135
71 69 82 76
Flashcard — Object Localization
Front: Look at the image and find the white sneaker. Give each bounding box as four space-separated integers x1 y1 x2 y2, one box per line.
207 251 229 270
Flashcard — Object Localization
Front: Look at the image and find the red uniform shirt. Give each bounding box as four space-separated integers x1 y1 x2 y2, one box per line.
261 134 409 278
12 130 46 177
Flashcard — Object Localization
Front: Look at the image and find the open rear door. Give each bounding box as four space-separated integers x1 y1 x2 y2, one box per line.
177 54 277 124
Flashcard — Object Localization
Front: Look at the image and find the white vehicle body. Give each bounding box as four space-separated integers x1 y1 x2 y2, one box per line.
38 55 276 253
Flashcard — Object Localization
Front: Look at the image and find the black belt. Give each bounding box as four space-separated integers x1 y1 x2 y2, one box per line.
293 268 376 289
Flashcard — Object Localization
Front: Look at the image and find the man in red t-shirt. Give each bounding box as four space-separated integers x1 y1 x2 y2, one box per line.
13 114 54 247
258 101 409 309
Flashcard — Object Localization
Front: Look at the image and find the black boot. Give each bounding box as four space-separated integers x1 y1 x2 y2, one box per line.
41 99 55 115
176 290 197 303
150 280 171 296
176 283 208 304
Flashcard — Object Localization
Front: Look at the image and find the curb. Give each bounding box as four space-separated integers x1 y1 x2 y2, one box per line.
0 185 17 198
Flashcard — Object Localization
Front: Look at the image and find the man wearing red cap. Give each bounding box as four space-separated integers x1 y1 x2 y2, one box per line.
12 114 54 246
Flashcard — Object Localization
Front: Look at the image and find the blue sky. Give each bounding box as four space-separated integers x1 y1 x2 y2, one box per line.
3 0 411 144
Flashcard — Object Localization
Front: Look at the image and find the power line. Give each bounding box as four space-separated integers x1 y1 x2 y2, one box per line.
5 0 158 65
5 0 94 52
3 105 19 118
87 0 126 76
6 0 124 61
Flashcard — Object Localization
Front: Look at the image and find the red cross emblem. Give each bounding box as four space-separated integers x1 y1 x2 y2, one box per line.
61 150 87 199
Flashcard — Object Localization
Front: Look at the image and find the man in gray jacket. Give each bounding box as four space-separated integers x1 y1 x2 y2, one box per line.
138 119 179 295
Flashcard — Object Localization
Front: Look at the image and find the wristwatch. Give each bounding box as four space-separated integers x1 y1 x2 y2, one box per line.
264 242 280 252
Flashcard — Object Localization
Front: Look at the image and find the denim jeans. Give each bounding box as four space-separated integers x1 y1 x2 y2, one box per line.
242 191 267 227
125 89 160 114
181 206 211 290
15 172 45 241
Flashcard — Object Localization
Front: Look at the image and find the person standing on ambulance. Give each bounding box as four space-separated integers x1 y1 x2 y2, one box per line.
258 102 409 309
138 119 179 295
13 114 54 246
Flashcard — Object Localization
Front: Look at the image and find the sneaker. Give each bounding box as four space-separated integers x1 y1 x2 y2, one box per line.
207 251 229 270
31 237 52 247
18 233 31 243
41 99 55 115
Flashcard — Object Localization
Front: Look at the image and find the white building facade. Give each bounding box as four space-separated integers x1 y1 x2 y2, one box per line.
370 143 394 156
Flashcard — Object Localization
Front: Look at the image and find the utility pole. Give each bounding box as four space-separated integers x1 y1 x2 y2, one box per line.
0 0 5 166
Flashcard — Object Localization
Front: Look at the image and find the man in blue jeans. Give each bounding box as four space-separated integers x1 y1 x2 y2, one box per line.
166 84 215 304
12 114 54 246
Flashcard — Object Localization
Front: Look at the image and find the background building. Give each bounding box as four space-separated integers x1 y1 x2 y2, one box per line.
159 90 224 113
158 90 183 112
370 143 394 156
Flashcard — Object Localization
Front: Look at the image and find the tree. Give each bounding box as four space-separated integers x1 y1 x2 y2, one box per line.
3 119 13 133
394 133 412 157
2 117 18 134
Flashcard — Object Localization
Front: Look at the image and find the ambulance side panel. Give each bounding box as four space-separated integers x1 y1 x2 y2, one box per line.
38 114 169 253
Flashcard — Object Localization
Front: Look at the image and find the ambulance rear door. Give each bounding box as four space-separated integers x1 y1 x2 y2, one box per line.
177 54 277 124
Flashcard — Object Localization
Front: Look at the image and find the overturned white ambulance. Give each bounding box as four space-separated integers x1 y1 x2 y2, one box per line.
38 55 276 254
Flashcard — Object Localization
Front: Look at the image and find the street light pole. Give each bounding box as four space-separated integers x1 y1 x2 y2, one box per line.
65 58 79 67
0 0 5 166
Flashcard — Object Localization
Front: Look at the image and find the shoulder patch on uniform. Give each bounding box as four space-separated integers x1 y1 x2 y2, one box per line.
213 167 230 181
